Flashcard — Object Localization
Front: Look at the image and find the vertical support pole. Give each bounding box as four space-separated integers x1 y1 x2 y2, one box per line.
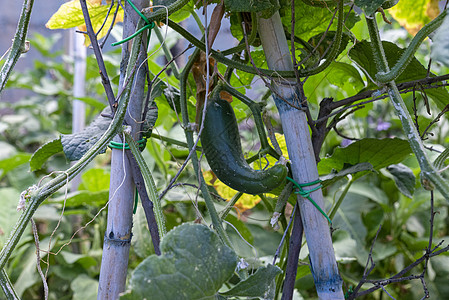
97 1 149 298
71 30 87 190
257 12 344 299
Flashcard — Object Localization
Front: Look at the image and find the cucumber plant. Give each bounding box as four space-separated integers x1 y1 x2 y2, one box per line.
1 0 449 299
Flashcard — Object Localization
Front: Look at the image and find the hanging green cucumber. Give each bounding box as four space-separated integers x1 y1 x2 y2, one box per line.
201 95 287 195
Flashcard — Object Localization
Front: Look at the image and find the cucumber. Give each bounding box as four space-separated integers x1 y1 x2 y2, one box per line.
201 96 287 195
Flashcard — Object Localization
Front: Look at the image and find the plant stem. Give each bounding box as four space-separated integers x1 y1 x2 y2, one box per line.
300 0 343 76
167 20 296 78
219 192 243 220
153 26 180 79
0 62 132 271
375 8 448 83
328 178 353 220
281 204 303 300
0 0 34 95
141 0 190 23
257 11 344 299
125 132 166 238
0 269 18 300
80 0 116 112
366 16 449 200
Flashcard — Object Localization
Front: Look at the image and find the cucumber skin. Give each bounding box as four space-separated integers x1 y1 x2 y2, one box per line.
201 98 287 195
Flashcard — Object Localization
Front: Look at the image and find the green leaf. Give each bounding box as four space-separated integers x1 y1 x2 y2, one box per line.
51 190 109 207
132 206 155 258
30 138 63 171
389 0 440 35
61 109 111 161
0 153 31 179
142 101 158 138
7 164 37 191
354 0 386 16
362 207 385 235
431 13 449 68
350 41 424 83
77 169 109 192
46 0 100 29
301 0 338 7
13 243 39 297
120 223 238 300
60 251 97 269
78 168 110 192
307 31 351 62
164 0 195 23
224 214 254 244
332 191 373 264
283 2 336 41
349 40 449 110
325 61 365 90
220 264 282 298
434 147 449 170
162 85 180 112
387 163 416 198
74 96 107 110
282 2 359 41
381 0 399 9
71 274 99 300
350 182 390 210
224 0 277 13
46 0 124 45
318 138 412 175
0 188 23 248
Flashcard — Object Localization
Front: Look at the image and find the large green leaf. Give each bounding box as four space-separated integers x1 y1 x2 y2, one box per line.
13 243 39 297
332 191 372 264
220 264 282 298
71 274 99 300
50 190 109 207
155 0 195 23
46 1 113 29
224 0 278 14
132 206 155 258
325 61 365 91
354 0 387 16
350 40 427 83
225 214 254 244
318 138 412 175
0 153 31 179
387 163 416 198
282 2 359 41
46 0 124 45
120 223 238 300
78 168 110 192
349 40 449 110
389 0 439 35
30 138 63 171
0 188 23 248
60 251 98 269
61 109 111 161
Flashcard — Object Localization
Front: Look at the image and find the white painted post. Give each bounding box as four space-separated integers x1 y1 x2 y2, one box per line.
71 30 86 190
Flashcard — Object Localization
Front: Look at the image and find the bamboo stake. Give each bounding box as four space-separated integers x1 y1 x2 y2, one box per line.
97 1 149 298
257 12 344 299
